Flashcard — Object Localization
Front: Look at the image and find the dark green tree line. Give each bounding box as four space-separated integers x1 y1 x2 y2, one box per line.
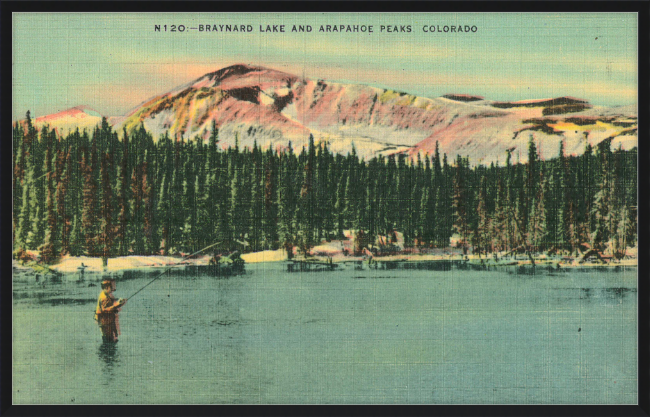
12 114 638 263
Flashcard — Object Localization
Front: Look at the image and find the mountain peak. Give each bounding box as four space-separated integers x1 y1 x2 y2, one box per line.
29 65 636 165
30 105 103 132
35 105 102 123
204 63 265 83
197 63 298 87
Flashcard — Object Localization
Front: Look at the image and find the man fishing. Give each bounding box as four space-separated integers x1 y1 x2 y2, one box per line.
92 242 225 344
95 279 126 343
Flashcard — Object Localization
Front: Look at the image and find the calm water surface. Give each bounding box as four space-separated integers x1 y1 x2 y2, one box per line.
13 263 637 404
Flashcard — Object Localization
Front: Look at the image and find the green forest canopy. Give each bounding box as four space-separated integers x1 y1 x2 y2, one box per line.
12 113 637 264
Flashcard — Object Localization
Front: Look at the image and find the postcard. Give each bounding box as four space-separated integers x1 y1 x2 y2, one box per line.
11 11 639 405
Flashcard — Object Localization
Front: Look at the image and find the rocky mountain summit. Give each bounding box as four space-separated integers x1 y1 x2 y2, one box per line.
33 64 637 164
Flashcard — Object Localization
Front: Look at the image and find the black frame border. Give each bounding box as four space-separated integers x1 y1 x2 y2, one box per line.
2 2 648 416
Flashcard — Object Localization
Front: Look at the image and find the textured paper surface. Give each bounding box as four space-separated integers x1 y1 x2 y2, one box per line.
12 12 638 405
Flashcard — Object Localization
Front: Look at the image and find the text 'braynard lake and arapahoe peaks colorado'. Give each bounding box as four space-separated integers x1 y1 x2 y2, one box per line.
154 23 479 33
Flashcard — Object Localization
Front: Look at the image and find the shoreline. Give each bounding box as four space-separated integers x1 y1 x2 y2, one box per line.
13 250 638 279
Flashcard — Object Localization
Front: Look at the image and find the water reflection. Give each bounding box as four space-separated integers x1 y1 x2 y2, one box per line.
579 286 635 303
97 342 120 382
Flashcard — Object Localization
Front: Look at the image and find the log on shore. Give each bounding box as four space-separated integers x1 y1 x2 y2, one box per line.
579 249 610 264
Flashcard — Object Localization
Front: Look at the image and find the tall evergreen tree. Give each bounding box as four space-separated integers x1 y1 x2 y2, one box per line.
453 155 470 254
296 135 317 253
491 166 507 252
114 128 130 256
277 148 295 258
527 169 548 252
142 158 155 254
15 144 33 251
262 146 279 249
98 152 114 266
54 149 71 255
80 139 98 255
40 128 58 263
475 176 490 256
181 146 197 252
591 140 614 251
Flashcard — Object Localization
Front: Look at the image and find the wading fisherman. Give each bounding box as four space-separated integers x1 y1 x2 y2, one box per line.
93 241 227 343
95 279 126 343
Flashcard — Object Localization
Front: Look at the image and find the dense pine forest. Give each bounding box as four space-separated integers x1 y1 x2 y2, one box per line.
12 112 637 265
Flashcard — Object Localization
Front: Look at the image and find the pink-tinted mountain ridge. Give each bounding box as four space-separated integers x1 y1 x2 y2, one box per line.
31 64 637 164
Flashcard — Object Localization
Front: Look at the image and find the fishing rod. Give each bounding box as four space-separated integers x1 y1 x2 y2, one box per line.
22 169 55 183
124 241 223 301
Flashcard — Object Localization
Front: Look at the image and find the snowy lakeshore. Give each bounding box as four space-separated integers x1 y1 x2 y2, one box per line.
13 250 290 281
13 243 637 282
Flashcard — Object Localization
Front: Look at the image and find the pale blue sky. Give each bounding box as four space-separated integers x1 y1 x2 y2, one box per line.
13 12 638 119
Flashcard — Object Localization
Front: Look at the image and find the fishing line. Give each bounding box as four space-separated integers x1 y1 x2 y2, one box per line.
124 241 222 301
28 169 55 182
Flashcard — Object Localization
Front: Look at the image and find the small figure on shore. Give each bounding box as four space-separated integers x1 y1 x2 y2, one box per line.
209 252 222 266
77 262 87 281
94 279 126 343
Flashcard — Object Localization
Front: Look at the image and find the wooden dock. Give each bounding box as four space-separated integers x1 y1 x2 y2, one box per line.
287 259 339 272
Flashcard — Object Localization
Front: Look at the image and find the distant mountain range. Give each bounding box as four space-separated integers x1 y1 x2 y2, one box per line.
32 64 637 164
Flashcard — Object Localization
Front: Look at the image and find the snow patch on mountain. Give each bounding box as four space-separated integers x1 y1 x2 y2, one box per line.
27 64 637 164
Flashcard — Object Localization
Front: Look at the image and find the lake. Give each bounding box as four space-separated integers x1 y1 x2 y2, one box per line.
12 262 638 404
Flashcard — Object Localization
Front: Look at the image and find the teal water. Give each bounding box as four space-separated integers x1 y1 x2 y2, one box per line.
13 263 638 404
